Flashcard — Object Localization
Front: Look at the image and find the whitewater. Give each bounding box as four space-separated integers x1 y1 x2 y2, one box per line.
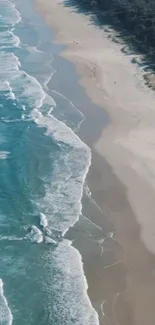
0 0 99 324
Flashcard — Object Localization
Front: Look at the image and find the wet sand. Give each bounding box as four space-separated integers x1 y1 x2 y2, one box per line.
35 0 155 324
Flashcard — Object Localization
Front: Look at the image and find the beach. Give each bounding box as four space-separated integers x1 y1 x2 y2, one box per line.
35 1 155 324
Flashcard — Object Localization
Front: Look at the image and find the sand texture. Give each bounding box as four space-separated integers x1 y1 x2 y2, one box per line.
35 1 155 324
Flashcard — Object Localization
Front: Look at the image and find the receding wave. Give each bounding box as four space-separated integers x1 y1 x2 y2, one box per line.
0 279 13 325
0 1 99 324
0 0 21 27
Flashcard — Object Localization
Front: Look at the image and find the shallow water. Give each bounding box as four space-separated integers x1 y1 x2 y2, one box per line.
0 1 100 324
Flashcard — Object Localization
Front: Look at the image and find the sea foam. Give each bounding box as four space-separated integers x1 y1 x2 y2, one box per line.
0 0 21 27
25 225 43 244
0 279 13 325
0 1 99 324
40 213 48 228
32 110 91 235
0 30 20 49
44 240 99 325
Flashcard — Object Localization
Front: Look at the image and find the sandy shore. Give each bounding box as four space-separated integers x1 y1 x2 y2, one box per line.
35 0 155 324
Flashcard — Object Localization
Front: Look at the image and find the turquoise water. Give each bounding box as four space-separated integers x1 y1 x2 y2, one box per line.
0 1 99 324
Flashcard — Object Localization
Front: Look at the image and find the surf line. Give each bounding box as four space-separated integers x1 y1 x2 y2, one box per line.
0 278 13 325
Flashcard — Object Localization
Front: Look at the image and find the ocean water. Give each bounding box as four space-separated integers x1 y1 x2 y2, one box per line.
0 1 99 324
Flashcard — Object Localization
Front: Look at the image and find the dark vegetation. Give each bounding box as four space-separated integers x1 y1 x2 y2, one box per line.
64 0 155 69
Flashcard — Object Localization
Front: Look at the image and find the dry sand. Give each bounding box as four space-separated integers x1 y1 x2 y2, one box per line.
35 0 155 324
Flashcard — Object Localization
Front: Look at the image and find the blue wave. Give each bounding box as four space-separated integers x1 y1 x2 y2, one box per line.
0 1 99 325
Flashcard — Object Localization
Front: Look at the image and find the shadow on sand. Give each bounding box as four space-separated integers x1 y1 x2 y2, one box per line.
62 0 155 75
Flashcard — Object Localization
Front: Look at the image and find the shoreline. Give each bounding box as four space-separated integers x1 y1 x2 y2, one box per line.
35 0 155 324
47 52 115 323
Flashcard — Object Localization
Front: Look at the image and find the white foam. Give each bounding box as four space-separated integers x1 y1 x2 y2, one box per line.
26 43 98 325
84 184 92 197
44 236 57 245
47 107 53 116
0 0 21 26
25 225 43 243
19 71 45 108
33 108 91 235
40 213 48 228
32 109 90 150
5 82 16 100
0 279 13 325
10 70 55 111
44 240 99 325
21 53 97 324
0 5 97 324
7 91 15 100
0 18 55 117
0 52 20 91
10 29 20 47
0 30 20 49
1 118 31 123
0 235 23 241
30 92 91 238
26 45 55 91
0 151 10 160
